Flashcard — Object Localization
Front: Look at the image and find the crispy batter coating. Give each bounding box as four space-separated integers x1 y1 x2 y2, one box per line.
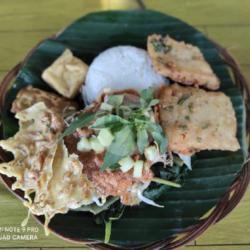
11 86 77 116
147 34 220 90
0 102 95 231
158 84 240 155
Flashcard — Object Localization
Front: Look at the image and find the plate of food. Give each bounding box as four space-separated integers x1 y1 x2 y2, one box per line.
0 10 249 249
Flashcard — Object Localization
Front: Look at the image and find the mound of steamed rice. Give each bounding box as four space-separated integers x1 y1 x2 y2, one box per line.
82 46 168 104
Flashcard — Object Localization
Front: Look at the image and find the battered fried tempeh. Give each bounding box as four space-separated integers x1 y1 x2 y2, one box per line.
147 34 220 90
158 84 240 155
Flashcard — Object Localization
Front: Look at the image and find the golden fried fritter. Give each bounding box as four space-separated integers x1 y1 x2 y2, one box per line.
147 34 220 90
158 84 240 155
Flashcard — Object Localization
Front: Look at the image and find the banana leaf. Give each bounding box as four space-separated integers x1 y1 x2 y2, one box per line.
0 10 247 246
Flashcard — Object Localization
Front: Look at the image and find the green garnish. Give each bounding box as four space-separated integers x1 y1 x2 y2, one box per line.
104 220 112 244
102 202 125 244
99 88 167 170
101 126 136 171
59 112 96 140
179 124 188 130
152 177 181 188
91 114 129 129
188 102 194 112
61 88 167 171
137 128 149 154
151 39 172 53
177 94 191 105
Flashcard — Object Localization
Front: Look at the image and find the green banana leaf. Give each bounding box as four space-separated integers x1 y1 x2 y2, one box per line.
0 10 247 246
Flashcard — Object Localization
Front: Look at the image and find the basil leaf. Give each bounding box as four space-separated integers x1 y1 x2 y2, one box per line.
137 128 149 153
146 122 167 154
107 95 124 107
59 112 96 139
140 87 154 103
100 126 136 171
151 131 167 154
90 114 129 129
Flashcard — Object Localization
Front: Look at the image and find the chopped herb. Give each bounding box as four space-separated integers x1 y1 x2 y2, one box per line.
185 115 190 121
179 124 188 130
188 102 194 112
178 94 191 105
151 39 172 53
202 123 210 129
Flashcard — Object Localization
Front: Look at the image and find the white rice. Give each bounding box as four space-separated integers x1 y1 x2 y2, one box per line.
82 46 168 104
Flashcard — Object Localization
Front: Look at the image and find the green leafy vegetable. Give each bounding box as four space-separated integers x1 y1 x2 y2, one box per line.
91 114 129 129
104 220 112 244
59 112 96 140
177 94 191 105
139 87 157 108
100 126 136 171
94 200 126 244
144 158 189 200
151 39 172 53
137 128 149 153
146 122 167 154
152 177 181 188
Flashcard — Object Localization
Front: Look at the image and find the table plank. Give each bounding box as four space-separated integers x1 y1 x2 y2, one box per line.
144 0 250 26
0 0 139 32
205 26 250 65
0 183 87 248
0 31 53 71
196 188 250 245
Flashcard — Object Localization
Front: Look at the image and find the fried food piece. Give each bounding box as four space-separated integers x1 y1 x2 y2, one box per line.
147 34 220 90
0 102 94 231
42 49 88 98
158 84 240 154
11 86 76 116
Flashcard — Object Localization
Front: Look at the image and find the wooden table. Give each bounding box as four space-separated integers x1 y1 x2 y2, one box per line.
0 0 249 249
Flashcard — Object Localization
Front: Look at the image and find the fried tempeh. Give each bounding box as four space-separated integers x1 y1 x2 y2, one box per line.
158 83 240 155
147 34 220 90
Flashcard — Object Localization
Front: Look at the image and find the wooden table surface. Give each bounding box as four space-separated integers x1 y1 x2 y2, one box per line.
0 0 249 249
